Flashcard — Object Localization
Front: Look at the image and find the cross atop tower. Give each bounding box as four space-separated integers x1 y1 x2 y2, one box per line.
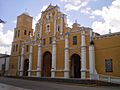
23 8 29 15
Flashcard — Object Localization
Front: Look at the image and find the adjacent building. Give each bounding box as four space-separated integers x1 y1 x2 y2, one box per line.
0 54 10 76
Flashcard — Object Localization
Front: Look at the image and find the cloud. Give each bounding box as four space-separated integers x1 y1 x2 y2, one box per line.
0 23 14 54
67 17 73 28
0 24 4 31
61 0 96 11
65 4 81 11
80 7 92 14
60 0 93 6
61 0 120 34
91 0 120 34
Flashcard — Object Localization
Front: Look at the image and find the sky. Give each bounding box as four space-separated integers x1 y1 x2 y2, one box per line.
0 0 120 54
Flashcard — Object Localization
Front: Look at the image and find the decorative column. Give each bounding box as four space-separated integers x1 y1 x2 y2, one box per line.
34 25 37 41
89 30 96 79
53 16 56 35
37 40 42 77
81 30 87 79
63 14 67 27
36 22 42 77
60 14 63 35
89 43 95 79
51 15 57 78
51 36 56 78
17 56 20 75
64 33 69 78
20 45 24 76
28 45 33 76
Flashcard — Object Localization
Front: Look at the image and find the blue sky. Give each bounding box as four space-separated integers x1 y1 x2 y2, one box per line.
0 0 120 54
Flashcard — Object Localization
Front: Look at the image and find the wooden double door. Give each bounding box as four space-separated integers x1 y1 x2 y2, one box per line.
71 54 81 78
42 52 52 77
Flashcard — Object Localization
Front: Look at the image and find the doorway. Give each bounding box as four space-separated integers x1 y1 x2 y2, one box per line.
70 54 81 78
42 51 52 77
23 59 29 76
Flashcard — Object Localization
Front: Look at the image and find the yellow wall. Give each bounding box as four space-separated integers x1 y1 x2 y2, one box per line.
95 35 120 77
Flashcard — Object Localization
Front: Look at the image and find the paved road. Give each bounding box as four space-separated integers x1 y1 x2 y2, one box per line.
0 77 119 90
0 83 29 90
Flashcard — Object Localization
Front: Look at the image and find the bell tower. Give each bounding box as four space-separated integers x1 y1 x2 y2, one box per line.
14 12 33 41
9 12 33 75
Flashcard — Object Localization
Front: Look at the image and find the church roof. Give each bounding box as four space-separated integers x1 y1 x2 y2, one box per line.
0 54 10 58
46 4 55 11
94 32 120 39
42 4 59 12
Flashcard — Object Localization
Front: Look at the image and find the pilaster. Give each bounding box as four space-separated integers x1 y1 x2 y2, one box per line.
37 40 42 77
28 45 33 76
64 33 70 78
51 36 56 78
20 45 24 76
81 31 87 79
89 44 95 79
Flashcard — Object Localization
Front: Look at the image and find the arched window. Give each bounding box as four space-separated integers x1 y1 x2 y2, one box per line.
13 45 15 52
18 30 20 37
49 37 52 44
15 31 17 38
48 13 51 20
28 31 31 36
57 25 60 32
24 30 27 35
73 36 77 45
16 44 18 51
43 38 46 46
46 25 50 32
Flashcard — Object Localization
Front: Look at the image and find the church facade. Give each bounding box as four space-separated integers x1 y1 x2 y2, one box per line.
9 4 120 79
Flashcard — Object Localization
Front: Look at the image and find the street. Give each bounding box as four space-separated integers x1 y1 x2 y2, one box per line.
0 77 119 90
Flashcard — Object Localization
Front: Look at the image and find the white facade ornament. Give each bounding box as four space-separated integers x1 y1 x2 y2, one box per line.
64 33 70 78
60 14 63 35
28 45 33 76
37 40 42 77
54 16 56 36
36 22 42 77
40 23 42 38
17 56 20 75
81 30 87 79
89 44 95 79
89 30 96 79
51 16 57 77
20 45 24 76
51 36 56 78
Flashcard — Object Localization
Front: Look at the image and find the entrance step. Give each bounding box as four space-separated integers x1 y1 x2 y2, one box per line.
5 76 120 86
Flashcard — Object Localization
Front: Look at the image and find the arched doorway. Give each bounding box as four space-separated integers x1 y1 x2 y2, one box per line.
23 59 29 76
70 54 81 78
42 51 52 77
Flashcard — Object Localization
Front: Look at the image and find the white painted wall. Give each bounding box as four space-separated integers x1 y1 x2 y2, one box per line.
0 56 10 71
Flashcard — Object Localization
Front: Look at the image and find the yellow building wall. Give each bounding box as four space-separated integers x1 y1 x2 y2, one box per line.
56 40 65 77
95 35 120 77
